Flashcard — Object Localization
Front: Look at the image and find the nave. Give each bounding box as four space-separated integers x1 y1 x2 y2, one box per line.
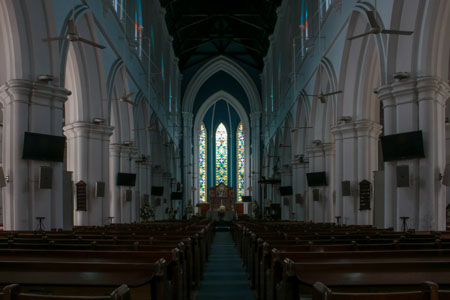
195 231 254 300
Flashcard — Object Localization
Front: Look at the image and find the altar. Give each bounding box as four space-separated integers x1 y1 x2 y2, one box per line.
202 183 236 220
206 210 236 221
209 183 234 211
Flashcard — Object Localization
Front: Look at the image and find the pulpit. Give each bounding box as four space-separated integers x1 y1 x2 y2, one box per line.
209 183 234 211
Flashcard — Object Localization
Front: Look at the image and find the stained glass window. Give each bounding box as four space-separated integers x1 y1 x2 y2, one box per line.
216 123 228 185
134 0 143 58
199 124 207 202
112 0 124 20
300 0 309 41
237 123 245 202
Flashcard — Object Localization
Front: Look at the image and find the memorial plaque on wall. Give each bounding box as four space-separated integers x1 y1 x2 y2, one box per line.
76 180 87 211
312 189 320 201
359 179 371 210
295 193 303 204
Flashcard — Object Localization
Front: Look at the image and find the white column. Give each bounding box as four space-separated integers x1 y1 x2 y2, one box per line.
135 161 151 222
292 160 307 221
331 120 382 225
250 112 261 209
280 165 292 219
64 122 114 226
305 142 334 222
109 144 121 223
356 120 382 225
119 145 138 223
151 166 164 219
417 77 449 231
182 112 193 211
377 77 450 231
377 84 397 229
0 79 70 230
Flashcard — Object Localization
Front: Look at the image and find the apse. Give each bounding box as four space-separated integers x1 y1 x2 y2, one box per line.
198 99 246 203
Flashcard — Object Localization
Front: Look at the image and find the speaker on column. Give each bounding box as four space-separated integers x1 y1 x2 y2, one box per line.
152 198 161 207
295 193 303 204
312 189 320 201
125 189 132 202
396 165 410 187
442 163 450 186
341 181 351 196
95 181 105 197
39 166 53 189
0 167 6 188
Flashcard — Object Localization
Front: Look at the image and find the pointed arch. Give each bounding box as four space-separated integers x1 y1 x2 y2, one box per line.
183 56 261 113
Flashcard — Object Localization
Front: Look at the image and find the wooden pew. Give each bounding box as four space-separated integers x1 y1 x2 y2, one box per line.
2 284 130 300
233 221 450 300
0 258 168 300
312 281 438 300
0 249 184 300
264 250 450 300
278 260 450 300
0 220 213 300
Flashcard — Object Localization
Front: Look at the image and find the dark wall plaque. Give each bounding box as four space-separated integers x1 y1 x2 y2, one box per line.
295 193 303 204
312 189 320 201
359 179 371 210
76 180 87 211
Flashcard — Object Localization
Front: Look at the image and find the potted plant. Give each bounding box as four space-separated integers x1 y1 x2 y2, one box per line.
140 202 154 222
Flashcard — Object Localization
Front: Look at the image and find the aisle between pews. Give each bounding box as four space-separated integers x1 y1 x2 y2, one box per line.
196 232 254 300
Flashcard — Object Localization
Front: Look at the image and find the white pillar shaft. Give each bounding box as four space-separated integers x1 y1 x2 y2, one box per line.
110 148 121 223
0 80 69 230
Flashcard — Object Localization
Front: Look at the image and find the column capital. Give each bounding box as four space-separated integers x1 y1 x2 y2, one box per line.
416 76 450 106
109 143 138 156
306 142 334 156
0 79 71 106
376 76 450 108
291 160 309 169
64 121 114 141
331 119 382 140
376 78 416 108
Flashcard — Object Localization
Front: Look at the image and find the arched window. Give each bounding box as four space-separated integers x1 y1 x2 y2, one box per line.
216 123 228 185
325 0 332 11
237 123 245 202
134 0 143 58
112 0 124 20
199 124 207 202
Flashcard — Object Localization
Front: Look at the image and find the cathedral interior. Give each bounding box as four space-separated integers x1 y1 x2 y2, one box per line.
1 0 450 299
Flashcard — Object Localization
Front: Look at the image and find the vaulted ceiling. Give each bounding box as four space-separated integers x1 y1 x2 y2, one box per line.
159 0 282 71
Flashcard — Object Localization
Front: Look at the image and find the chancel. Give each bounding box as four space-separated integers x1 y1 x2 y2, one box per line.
1 0 450 299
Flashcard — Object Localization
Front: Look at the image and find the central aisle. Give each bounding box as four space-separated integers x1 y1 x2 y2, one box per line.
196 231 255 300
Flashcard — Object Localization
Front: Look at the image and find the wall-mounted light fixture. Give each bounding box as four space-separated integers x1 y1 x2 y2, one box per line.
393 72 409 81
37 74 54 83
339 116 352 123
92 118 105 125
